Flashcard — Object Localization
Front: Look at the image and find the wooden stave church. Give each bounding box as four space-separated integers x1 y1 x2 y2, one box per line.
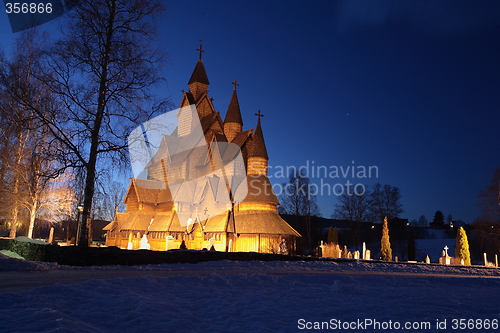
103 48 300 253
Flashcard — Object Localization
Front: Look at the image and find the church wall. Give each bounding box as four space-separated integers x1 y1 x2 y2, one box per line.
234 234 260 252
247 157 268 176
208 118 223 135
257 235 278 253
225 157 246 179
224 123 242 142
178 105 193 137
126 196 139 211
189 83 207 106
188 146 209 179
140 203 157 211
149 237 165 251
194 92 212 118
156 202 174 211
237 202 277 212
147 161 164 181
105 235 115 247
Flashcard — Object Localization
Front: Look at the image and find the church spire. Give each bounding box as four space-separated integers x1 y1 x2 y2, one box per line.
250 110 268 160
188 41 210 100
247 110 269 176
224 80 243 141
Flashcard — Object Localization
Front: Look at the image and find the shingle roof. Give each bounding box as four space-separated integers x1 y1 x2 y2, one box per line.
188 59 210 85
148 213 176 232
249 117 268 159
203 211 231 232
230 129 252 147
102 220 116 231
233 210 301 236
242 175 278 204
224 89 243 126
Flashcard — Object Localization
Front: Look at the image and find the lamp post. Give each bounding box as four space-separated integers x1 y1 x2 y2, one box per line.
75 205 83 246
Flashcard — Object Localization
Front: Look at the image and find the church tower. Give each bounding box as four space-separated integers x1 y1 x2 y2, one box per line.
188 43 209 100
247 111 268 176
185 41 214 119
224 80 243 142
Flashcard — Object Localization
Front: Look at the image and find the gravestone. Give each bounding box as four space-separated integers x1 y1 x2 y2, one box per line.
342 245 348 258
127 232 133 250
165 236 174 251
353 250 360 259
365 249 371 260
48 227 55 244
209 237 216 251
139 234 150 250
439 246 451 265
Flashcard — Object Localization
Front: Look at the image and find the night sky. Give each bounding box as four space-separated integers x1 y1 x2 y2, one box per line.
1 1 500 223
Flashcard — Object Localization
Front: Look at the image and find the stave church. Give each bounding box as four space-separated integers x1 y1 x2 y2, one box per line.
103 45 300 253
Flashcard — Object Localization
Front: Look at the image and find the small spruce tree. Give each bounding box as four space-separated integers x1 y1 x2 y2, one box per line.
381 216 392 261
455 227 471 265
327 226 339 245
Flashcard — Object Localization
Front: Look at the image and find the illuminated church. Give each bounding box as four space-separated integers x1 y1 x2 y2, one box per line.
103 46 300 253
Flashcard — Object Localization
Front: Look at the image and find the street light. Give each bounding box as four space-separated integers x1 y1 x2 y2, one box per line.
75 204 83 245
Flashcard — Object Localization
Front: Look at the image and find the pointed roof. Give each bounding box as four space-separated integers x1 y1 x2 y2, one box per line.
224 81 243 126
233 210 301 236
188 59 210 85
249 112 268 159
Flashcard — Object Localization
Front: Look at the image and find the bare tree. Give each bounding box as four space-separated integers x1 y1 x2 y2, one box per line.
92 179 126 221
12 0 169 246
279 169 320 252
0 30 63 238
369 183 404 223
418 215 428 227
278 169 320 217
20 148 76 238
471 166 500 258
478 166 500 220
333 187 370 250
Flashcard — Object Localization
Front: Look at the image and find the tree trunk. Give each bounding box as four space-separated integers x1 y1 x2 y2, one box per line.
9 130 27 238
77 4 115 247
27 202 37 238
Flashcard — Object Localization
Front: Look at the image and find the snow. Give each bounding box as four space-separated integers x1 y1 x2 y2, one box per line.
1 256 499 332
416 239 456 262
12 236 49 245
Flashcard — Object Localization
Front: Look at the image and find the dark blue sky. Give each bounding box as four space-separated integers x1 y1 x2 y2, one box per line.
1 1 500 223
159 1 500 223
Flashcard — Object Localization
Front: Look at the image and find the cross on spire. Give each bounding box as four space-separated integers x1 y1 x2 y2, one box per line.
196 40 205 60
231 79 240 91
255 110 264 119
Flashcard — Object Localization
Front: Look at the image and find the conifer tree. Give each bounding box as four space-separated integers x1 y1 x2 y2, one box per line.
327 226 339 245
381 216 392 261
455 226 471 265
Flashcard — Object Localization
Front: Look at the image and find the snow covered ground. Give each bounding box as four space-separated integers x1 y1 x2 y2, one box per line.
1 255 500 333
